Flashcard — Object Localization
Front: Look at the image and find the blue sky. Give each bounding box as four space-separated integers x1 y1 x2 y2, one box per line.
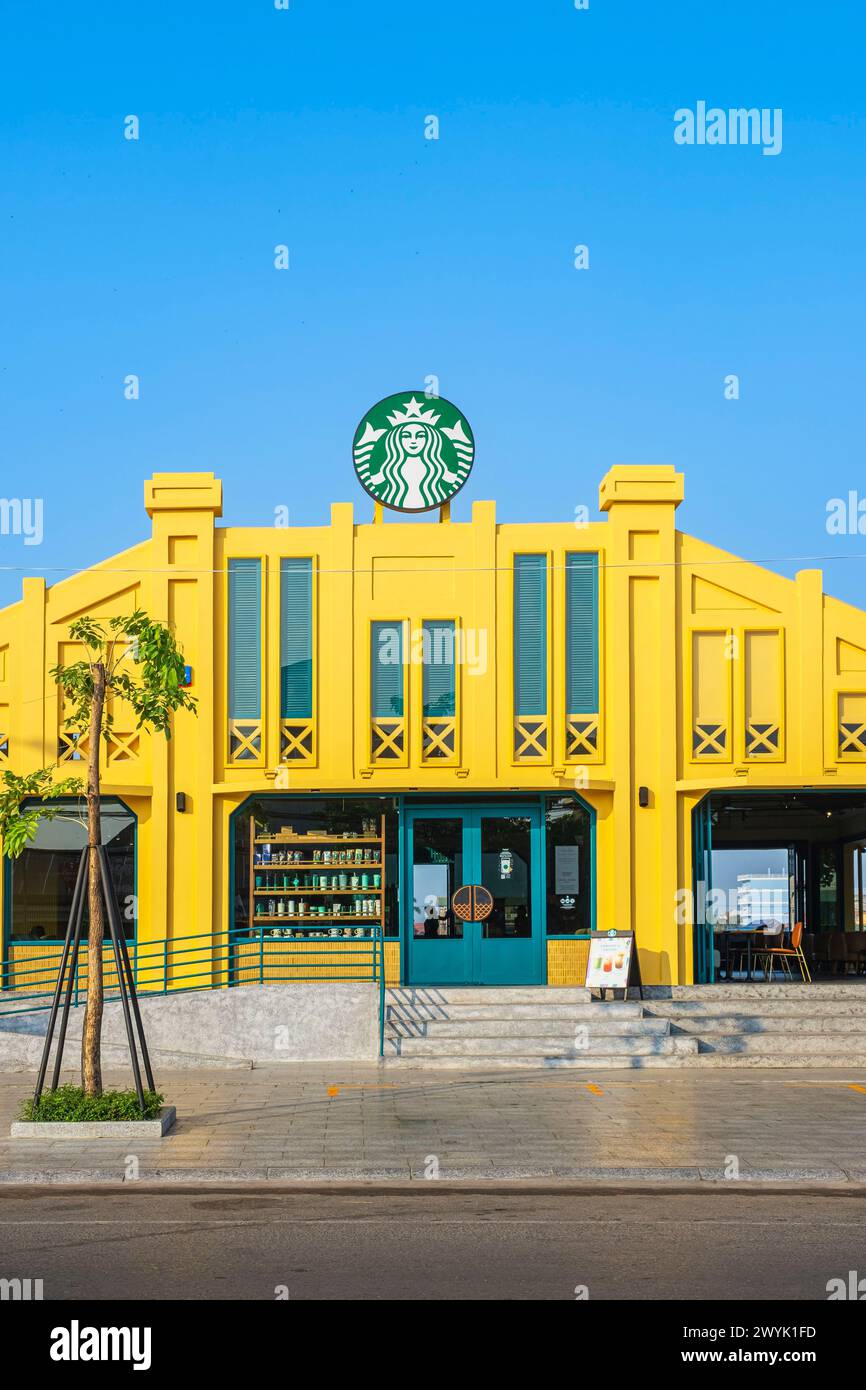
1 1 865 607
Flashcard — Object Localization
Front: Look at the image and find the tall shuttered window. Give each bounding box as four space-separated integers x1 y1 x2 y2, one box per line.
228 558 262 762
280 559 313 719
565 552 601 761
513 554 548 759
422 620 457 762
513 555 547 715
371 622 405 718
422 621 455 717
566 554 599 711
371 621 407 762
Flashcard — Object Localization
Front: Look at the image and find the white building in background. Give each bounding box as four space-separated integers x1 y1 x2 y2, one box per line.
737 873 790 928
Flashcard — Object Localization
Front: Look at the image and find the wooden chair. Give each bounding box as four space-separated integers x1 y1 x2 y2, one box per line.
761 921 811 983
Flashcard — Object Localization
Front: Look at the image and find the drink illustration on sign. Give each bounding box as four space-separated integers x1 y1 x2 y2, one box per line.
353 392 475 512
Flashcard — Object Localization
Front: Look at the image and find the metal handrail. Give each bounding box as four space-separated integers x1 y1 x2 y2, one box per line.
0 926 387 1052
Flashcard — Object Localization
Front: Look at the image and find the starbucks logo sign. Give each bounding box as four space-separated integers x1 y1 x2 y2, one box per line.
353 392 474 512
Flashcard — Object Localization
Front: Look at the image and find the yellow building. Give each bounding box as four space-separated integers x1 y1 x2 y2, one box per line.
3 463 866 992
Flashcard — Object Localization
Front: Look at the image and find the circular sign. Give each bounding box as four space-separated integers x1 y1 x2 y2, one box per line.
451 884 494 923
353 391 475 512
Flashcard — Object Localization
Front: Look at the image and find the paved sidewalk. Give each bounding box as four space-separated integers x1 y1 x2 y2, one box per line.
2 1064 866 1184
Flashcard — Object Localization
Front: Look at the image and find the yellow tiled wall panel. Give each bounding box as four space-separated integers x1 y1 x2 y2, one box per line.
547 938 589 986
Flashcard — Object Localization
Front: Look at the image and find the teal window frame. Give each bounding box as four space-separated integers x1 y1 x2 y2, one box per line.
371 621 406 719
565 552 599 712
228 558 262 722
280 558 313 719
513 554 548 717
422 620 456 718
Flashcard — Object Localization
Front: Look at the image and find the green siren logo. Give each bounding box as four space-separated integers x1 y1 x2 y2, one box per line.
353 392 474 512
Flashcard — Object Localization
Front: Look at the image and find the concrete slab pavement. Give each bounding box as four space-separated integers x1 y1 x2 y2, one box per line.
2 1063 866 1185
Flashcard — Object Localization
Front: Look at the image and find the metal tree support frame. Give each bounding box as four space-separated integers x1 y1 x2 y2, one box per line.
33 846 155 1112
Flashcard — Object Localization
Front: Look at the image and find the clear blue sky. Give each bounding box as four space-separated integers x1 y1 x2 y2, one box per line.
2 1 865 607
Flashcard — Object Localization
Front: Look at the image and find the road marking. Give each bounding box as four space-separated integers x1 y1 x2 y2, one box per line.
848 1084 866 1095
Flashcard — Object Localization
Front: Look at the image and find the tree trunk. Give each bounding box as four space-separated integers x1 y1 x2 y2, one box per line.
81 663 106 1097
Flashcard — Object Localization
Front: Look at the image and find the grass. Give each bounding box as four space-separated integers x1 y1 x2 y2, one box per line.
19 1085 164 1123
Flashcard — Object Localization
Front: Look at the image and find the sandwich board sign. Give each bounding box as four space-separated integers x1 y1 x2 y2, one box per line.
585 930 642 999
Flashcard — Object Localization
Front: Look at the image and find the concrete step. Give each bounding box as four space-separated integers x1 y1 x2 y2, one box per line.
644 984 866 1000
385 1001 644 1025
667 1015 866 1035
646 999 866 1018
383 1051 866 1069
396 1034 698 1059
694 1033 866 1055
387 1017 670 1040
680 1052 866 1068
385 987 592 1006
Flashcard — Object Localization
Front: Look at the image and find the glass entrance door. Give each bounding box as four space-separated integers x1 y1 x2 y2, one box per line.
405 806 543 985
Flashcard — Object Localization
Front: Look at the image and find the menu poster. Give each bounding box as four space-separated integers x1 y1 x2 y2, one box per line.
554 845 580 895
584 932 635 991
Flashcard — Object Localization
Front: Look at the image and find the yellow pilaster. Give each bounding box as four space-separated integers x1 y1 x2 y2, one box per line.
144 474 222 959
599 466 684 983
797 568 824 773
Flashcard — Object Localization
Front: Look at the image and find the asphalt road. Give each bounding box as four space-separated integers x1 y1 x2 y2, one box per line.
1 1187 865 1301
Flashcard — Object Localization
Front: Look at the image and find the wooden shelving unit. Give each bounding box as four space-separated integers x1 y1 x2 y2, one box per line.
247 815 385 939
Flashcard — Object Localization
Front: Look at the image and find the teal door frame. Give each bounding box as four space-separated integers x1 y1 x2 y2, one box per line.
404 803 544 986
692 795 714 983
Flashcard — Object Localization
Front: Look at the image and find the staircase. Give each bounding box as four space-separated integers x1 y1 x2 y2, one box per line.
383 984 866 1068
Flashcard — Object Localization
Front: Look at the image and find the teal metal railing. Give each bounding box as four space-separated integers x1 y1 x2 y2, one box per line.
0 926 387 1054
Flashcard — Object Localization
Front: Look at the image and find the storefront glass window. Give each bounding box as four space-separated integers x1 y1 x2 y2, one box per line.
817 843 841 928
544 797 592 935
481 814 532 938
8 798 135 942
411 817 463 939
234 796 399 937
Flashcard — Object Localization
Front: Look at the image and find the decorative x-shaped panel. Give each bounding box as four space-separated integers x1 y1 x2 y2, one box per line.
566 715 599 760
371 717 405 763
106 730 140 763
228 720 262 763
280 720 315 763
514 715 548 760
422 717 456 762
746 721 780 756
58 730 89 763
693 722 727 756
839 720 866 756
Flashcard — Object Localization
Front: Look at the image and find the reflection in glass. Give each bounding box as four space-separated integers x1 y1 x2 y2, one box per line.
480 816 532 939
412 818 463 939
545 798 591 935
711 847 791 927
10 798 135 941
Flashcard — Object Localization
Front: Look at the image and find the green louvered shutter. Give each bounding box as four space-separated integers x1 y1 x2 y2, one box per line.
371 622 404 717
280 558 313 718
513 554 547 716
228 559 261 720
423 621 455 717
566 553 599 711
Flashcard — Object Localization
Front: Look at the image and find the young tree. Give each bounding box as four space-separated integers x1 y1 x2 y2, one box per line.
0 611 196 1095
